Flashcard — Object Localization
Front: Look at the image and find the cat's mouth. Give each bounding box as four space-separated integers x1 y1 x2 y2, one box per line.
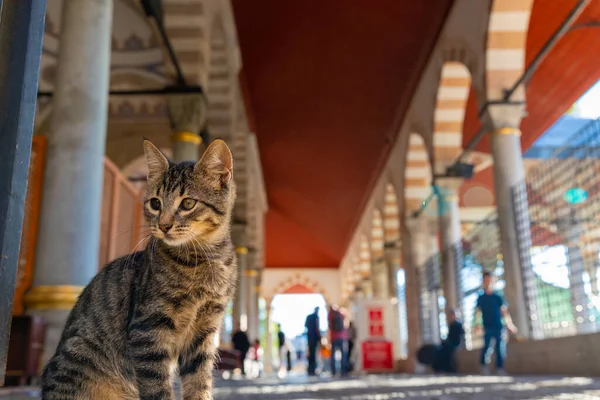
160 233 191 247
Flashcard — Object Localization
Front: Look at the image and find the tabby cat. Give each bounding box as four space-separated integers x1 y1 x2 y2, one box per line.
41 139 238 400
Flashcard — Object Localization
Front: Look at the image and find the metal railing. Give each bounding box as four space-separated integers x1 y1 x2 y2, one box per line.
415 119 600 347
513 118 600 340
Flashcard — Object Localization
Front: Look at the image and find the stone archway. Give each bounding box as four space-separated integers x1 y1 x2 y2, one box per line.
486 0 534 101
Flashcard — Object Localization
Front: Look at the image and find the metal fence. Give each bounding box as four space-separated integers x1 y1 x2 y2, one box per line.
417 252 444 345
416 119 600 347
513 118 600 340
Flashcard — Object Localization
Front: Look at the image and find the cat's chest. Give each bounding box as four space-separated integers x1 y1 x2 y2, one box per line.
172 295 221 349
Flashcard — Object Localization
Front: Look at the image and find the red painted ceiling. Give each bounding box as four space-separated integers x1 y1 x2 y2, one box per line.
463 0 600 153
232 1 454 268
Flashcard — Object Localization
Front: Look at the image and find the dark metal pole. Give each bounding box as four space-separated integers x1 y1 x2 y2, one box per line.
140 0 186 87
0 0 47 384
37 85 205 98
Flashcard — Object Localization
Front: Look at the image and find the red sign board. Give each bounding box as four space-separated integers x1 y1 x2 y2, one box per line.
367 306 384 338
362 340 393 371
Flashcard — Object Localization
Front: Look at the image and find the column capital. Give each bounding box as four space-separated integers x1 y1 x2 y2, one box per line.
167 90 208 135
405 214 426 235
246 247 258 269
231 222 248 248
485 102 526 132
384 246 401 267
434 177 463 199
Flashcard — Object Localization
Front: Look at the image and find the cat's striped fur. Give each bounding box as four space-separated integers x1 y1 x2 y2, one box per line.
42 140 238 400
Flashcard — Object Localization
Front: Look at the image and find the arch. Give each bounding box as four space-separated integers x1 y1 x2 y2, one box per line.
433 62 471 174
371 209 384 261
270 273 332 306
205 14 236 142
403 133 432 215
486 0 534 101
359 235 371 279
163 0 209 85
384 183 401 245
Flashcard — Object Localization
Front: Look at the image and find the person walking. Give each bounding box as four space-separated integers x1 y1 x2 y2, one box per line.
346 320 357 372
304 307 321 376
232 324 251 376
276 323 287 372
475 271 518 375
327 305 348 377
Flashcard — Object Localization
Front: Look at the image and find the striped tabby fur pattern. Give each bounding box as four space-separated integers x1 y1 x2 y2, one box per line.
41 140 238 400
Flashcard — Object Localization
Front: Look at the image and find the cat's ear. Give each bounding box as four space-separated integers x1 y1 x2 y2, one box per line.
143 140 169 181
195 139 233 188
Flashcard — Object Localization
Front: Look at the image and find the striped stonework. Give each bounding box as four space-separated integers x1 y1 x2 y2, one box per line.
486 0 534 101
163 0 209 85
359 235 371 279
351 256 361 288
404 133 431 214
206 19 235 140
434 62 471 174
371 209 384 261
383 183 400 244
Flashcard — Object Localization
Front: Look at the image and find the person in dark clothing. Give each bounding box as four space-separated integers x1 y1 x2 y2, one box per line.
304 307 321 376
232 325 251 375
346 321 356 371
475 271 518 375
434 309 464 373
276 323 287 371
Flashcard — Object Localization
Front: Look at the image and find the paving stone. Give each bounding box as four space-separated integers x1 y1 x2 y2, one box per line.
2 375 600 399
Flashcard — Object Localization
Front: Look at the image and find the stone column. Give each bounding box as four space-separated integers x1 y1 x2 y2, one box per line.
384 244 401 299
403 219 424 371
488 103 532 339
405 215 441 345
26 0 113 365
371 257 390 299
231 223 248 331
425 217 441 343
384 244 402 359
245 250 260 341
264 301 273 373
361 277 373 299
436 178 463 314
167 91 207 162
560 208 594 334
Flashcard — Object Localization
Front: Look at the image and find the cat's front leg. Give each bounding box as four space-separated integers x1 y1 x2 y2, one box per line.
127 318 177 399
179 329 218 400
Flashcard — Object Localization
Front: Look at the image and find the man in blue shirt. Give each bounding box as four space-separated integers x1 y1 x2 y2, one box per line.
475 271 517 374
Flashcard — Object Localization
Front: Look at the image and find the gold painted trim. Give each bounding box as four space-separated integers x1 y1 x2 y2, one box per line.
236 246 248 255
171 131 202 145
244 269 258 277
253 286 262 293
24 285 84 310
491 127 521 137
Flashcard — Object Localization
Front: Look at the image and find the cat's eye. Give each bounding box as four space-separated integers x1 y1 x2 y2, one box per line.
180 198 197 211
149 198 161 211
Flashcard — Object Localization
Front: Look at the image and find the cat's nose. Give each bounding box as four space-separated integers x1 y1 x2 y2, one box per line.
159 223 173 233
